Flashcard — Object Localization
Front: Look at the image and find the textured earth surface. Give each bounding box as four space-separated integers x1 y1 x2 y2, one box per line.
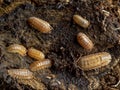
0 0 120 90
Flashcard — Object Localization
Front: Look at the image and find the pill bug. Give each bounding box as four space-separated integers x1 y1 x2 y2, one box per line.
7 69 34 79
77 32 94 50
28 17 53 33
29 59 52 71
28 47 45 60
0 1 26 16
73 15 90 28
75 52 111 70
7 44 27 56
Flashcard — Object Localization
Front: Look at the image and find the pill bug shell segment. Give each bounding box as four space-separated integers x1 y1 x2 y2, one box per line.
7 69 34 79
29 59 52 71
77 32 94 50
28 17 53 33
76 52 111 70
7 44 27 56
73 15 90 28
28 47 45 60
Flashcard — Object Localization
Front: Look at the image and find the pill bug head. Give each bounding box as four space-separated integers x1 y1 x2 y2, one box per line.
100 52 112 60
100 52 112 67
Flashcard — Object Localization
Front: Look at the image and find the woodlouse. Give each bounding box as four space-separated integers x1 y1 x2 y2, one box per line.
7 69 34 79
29 59 52 71
7 44 27 56
28 17 53 33
73 15 90 28
28 47 45 60
77 32 94 50
75 52 111 70
0 1 26 16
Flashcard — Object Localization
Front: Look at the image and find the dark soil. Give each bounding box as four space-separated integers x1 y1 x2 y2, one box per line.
0 0 120 90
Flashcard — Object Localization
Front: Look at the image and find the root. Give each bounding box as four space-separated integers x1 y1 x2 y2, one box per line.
101 10 110 31
112 80 120 87
102 16 107 31
111 27 120 31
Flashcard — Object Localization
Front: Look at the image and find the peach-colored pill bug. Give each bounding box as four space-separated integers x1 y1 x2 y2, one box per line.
77 32 94 50
28 47 45 60
75 52 111 70
7 44 27 56
28 17 53 33
29 59 52 71
73 15 90 28
7 69 33 79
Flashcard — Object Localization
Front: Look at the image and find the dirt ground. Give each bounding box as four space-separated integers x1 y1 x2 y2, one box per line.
0 0 120 90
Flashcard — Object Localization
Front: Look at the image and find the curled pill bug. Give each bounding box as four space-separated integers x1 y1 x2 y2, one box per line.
28 47 45 60
7 44 27 56
75 52 111 70
77 32 94 50
28 17 53 33
7 69 34 79
73 15 90 28
29 59 52 71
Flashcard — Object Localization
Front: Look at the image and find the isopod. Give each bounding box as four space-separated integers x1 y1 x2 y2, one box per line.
29 59 52 71
77 32 94 50
0 1 26 16
28 47 45 60
7 44 27 56
28 17 53 33
7 69 34 79
75 52 111 70
73 15 90 28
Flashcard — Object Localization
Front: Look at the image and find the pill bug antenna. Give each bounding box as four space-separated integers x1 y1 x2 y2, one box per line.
112 58 120 69
50 25 53 30
70 52 78 68
73 56 81 69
